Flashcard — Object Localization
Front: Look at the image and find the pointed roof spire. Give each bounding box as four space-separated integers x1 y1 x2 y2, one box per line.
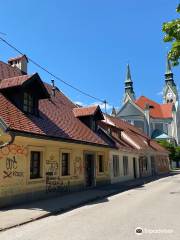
166 55 172 74
123 63 136 103
111 106 116 117
125 64 132 83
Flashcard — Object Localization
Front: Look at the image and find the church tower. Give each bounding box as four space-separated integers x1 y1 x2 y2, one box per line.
123 64 136 103
111 106 116 117
163 56 179 104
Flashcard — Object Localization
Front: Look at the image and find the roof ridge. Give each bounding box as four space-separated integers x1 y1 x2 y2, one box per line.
0 60 23 80
1 73 32 81
0 60 23 73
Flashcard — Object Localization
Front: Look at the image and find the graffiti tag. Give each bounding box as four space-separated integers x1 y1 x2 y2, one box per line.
3 156 24 179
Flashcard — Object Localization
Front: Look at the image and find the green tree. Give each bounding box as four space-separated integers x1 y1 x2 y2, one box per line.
158 140 180 168
162 4 180 66
157 140 176 161
175 146 180 167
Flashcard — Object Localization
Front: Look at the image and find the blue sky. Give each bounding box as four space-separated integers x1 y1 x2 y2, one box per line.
0 0 179 111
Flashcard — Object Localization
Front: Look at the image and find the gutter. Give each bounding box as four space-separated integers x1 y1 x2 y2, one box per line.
9 129 116 149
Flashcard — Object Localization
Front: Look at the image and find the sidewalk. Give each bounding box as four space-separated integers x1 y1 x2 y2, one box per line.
0 173 173 232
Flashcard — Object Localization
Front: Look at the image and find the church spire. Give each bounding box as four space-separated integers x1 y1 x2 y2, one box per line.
111 106 116 117
126 64 132 83
123 64 135 103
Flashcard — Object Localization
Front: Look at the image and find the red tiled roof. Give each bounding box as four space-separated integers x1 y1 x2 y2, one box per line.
103 114 168 153
0 61 23 80
0 83 109 146
104 114 149 139
160 104 173 118
73 106 99 117
150 140 169 153
0 74 33 89
135 96 173 119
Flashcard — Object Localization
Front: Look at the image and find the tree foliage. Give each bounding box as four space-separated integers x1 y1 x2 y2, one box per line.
157 140 180 167
158 140 176 160
162 4 180 66
175 146 180 161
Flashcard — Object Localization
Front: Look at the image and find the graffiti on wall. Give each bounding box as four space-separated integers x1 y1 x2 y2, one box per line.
45 155 71 193
73 156 83 177
46 174 71 193
46 157 59 192
0 144 28 160
3 156 24 179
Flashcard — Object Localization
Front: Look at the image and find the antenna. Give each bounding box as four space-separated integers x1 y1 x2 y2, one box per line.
103 100 108 123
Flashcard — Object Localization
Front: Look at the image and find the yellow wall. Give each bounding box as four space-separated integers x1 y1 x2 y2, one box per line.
0 134 110 207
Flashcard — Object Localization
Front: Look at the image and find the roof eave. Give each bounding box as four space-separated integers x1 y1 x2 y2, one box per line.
9 129 115 149
0 117 9 132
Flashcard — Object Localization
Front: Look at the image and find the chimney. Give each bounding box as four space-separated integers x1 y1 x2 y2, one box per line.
51 79 56 97
8 55 28 74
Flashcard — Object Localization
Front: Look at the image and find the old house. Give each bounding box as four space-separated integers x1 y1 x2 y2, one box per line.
0 55 113 208
0 54 170 208
99 114 169 183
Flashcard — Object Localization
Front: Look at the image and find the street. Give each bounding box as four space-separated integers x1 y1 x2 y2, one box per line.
0 173 180 240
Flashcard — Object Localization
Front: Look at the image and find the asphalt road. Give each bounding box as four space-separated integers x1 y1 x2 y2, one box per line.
1 173 180 240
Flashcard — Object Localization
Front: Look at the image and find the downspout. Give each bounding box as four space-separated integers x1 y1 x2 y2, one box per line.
144 103 150 137
0 118 15 149
0 131 15 149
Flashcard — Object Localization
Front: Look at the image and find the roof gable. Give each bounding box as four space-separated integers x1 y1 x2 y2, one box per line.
0 73 50 99
73 105 104 120
117 100 144 117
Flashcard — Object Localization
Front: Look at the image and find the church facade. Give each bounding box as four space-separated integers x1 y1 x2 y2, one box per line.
114 58 180 145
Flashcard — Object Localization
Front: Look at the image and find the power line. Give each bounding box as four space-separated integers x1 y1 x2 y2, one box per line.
0 36 107 104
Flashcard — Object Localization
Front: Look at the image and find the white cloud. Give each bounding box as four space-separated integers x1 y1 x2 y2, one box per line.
157 91 163 96
91 101 113 111
74 101 85 106
73 100 112 110
73 100 117 114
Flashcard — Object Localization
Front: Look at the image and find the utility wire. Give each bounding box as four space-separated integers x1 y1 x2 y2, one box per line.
0 36 107 104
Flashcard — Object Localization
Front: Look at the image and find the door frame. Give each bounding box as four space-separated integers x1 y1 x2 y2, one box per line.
150 156 156 176
133 157 137 179
83 152 96 188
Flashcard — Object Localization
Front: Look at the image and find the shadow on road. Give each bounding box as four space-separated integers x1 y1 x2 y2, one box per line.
0 170 180 233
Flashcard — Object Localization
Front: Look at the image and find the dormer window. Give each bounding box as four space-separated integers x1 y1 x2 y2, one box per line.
108 127 112 135
92 119 97 132
23 92 34 114
73 105 104 132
